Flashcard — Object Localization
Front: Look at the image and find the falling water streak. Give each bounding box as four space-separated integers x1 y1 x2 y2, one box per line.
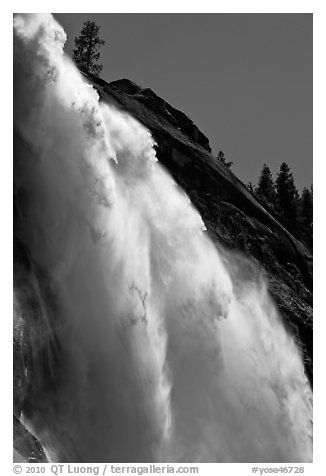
13 14 312 463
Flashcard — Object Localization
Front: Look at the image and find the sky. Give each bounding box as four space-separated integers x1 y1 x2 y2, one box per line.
54 13 312 192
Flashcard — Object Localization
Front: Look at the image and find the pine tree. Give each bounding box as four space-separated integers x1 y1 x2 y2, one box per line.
73 21 105 75
256 164 277 206
275 162 299 220
217 150 233 169
246 181 255 193
300 186 313 230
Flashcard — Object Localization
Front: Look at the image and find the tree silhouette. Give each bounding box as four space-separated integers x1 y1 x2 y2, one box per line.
300 185 313 235
246 181 255 193
73 21 105 75
217 150 233 169
256 164 277 206
275 162 299 220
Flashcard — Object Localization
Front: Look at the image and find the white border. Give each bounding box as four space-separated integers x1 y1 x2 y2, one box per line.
5 3 324 474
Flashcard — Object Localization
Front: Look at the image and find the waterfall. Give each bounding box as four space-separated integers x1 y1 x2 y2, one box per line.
13 13 312 463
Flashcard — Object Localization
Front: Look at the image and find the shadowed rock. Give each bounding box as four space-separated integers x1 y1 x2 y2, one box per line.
13 416 48 463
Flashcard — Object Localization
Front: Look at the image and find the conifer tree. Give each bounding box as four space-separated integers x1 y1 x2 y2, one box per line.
275 162 299 220
300 186 313 231
217 150 233 169
73 21 105 75
246 181 255 193
256 164 277 206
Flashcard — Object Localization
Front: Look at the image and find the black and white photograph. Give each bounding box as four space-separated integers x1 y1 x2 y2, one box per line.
12 6 316 468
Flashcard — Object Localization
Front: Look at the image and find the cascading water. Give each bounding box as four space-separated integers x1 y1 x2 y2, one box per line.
13 13 312 463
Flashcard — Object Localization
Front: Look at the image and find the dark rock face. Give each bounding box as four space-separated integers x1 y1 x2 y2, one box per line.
90 75 212 153
13 415 48 462
14 197 64 462
86 73 313 384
